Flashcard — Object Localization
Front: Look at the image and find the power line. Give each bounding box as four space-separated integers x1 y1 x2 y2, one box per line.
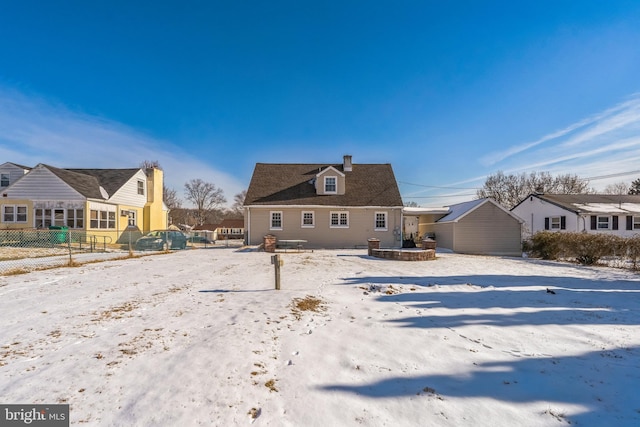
401 169 640 201
398 181 479 190
582 170 640 181
403 193 477 199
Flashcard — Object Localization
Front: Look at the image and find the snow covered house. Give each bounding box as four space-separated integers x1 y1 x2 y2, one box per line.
511 193 640 238
244 155 404 249
406 198 523 256
0 163 168 243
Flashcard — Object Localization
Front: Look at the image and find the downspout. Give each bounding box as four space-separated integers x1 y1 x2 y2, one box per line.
399 208 404 248
530 213 533 237
246 207 250 245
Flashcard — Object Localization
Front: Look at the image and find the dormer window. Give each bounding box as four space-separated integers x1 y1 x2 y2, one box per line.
324 176 337 193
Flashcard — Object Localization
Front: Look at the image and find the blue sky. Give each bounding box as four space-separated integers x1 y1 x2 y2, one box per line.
2 1 640 207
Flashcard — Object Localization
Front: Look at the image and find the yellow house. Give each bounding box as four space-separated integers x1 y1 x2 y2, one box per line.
0 163 168 244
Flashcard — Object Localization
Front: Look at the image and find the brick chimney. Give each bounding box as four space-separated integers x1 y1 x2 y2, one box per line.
343 155 353 172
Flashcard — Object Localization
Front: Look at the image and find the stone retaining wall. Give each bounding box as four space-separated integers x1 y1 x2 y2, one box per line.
371 248 436 261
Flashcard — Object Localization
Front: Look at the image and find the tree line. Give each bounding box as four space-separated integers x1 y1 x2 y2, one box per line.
141 160 245 227
477 171 640 210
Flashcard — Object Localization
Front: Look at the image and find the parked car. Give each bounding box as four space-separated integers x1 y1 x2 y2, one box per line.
135 230 187 251
189 235 214 244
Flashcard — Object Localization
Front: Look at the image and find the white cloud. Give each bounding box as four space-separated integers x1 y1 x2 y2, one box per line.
475 93 640 191
480 94 640 168
0 87 244 206
404 94 640 207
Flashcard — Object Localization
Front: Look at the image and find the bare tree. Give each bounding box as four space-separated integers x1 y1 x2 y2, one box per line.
140 160 162 170
603 181 629 195
184 179 226 225
229 190 247 217
477 171 592 209
163 185 182 209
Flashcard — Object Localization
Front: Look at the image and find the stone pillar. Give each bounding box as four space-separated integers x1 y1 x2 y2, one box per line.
367 238 380 256
264 235 277 253
422 238 436 250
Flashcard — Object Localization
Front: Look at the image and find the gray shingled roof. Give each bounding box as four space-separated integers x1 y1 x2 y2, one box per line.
67 168 140 197
516 193 640 214
7 162 31 171
244 163 403 207
44 165 106 199
44 165 140 199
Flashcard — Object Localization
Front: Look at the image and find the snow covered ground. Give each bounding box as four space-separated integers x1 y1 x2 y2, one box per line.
1 247 639 426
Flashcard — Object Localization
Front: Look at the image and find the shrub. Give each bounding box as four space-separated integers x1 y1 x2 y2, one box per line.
528 232 628 265
627 235 640 270
565 233 610 265
528 231 563 260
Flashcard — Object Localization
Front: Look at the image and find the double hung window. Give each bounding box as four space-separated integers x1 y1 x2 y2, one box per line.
301 211 315 228
374 212 388 231
270 211 283 230
2 205 27 223
597 216 610 230
324 177 337 193
330 211 349 228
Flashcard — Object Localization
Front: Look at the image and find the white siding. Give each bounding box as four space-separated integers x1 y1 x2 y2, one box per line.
0 163 29 189
108 170 148 207
2 166 84 200
513 196 583 236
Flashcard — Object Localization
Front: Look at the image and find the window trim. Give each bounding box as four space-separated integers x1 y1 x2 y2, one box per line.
374 211 388 231
66 209 84 229
137 180 145 196
35 208 53 228
0 174 9 187
270 211 283 230
634 216 640 230
329 211 349 228
90 209 116 229
301 211 315 228
2 204 28 223
324 176 337 194
597 215 610 230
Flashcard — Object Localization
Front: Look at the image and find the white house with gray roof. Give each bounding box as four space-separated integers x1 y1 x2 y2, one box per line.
511 193 640 237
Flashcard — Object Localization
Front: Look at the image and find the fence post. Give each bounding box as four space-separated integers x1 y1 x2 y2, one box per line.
68 231 72 265
271 254 282 290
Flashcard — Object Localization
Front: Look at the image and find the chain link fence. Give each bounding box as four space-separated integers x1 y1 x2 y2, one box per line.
0 229 124 275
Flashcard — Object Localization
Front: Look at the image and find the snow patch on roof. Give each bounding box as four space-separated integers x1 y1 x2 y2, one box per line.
438 198 487 223
573 203 640 214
